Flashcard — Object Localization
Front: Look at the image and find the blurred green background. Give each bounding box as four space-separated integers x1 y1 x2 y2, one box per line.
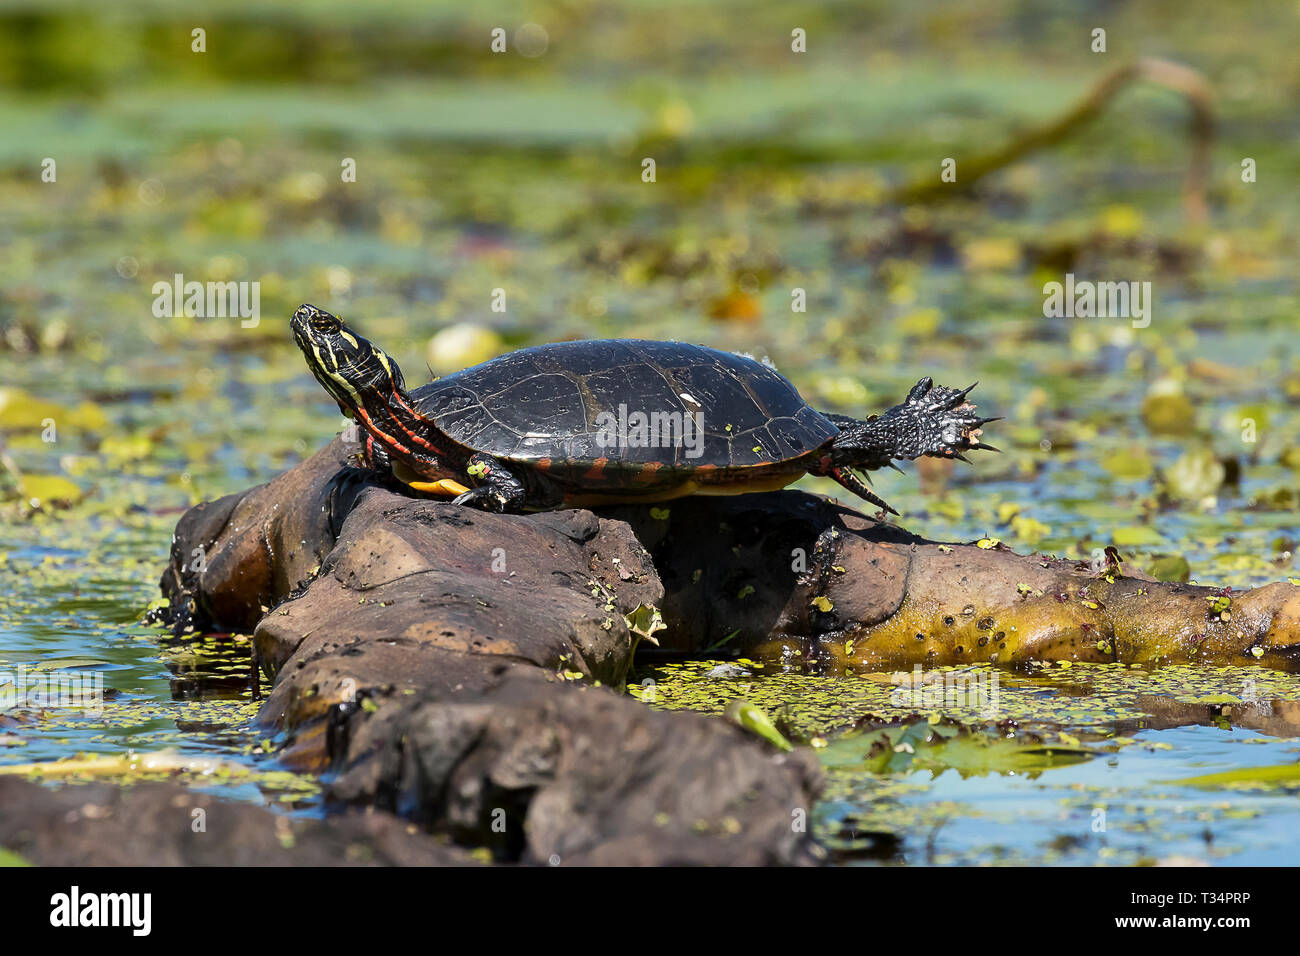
3 0 1300 865
4 0 1299 555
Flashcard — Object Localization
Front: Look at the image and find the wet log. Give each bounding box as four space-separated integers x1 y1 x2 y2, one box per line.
608 494 1300 671
162 435 1300 675
161 435 823 865
327 669 822 865
153 432 1300 863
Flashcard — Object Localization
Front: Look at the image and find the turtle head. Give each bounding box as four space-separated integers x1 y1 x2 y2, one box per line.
291 304 407 419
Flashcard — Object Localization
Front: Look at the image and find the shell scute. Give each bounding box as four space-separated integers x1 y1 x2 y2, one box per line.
409 339 837 482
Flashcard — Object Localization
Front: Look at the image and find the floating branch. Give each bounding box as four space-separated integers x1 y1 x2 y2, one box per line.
895 58 1214 223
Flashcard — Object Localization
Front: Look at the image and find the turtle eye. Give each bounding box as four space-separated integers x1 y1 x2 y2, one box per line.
293 304 340 334
309 312 340 333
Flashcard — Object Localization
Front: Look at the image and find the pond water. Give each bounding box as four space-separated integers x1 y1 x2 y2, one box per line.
634 660 1300 865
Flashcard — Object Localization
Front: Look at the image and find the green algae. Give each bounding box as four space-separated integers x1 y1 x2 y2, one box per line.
632 660 1300 740
1166 763 1300 791
0 849 31 867
637 659 1300 863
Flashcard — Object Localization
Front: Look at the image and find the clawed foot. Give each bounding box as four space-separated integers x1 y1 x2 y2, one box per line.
901 377 1000 462
452 485 515 513
451 453 528 513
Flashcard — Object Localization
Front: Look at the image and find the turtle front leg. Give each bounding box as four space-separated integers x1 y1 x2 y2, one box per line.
452 453 529 513
828 378 1000 470
360 433 393 474
357 436 470 497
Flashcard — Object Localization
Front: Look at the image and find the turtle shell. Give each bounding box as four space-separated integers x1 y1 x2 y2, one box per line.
408 339 837 482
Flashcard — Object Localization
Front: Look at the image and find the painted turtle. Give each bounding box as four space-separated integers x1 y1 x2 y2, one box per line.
291 304 997 514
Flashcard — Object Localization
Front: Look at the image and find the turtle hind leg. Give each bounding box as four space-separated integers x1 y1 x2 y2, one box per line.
897 378 1001 462
829 378 1000 469
829 466 899 516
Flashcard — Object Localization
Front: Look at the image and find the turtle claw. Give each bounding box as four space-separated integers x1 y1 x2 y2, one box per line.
947 382 978 408
829 467 900 516
904 376 935 404
453 486 510 513
905 378 979 415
